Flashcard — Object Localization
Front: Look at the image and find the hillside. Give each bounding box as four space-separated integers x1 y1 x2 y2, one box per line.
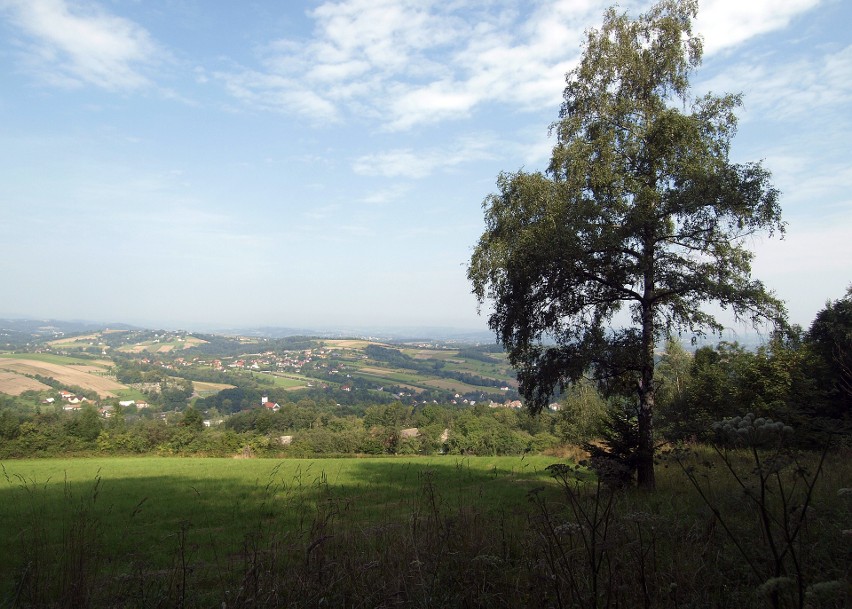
0 323 519 408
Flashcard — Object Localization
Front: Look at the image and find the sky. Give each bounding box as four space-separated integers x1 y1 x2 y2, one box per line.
0 0 850 334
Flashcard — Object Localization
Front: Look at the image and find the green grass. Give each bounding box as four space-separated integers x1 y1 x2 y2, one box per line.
114 387 148 401
443 358 512 380
0 455 556 578
254 372 312 388
0 450 848 608
0 352 102 366
345 362 507 394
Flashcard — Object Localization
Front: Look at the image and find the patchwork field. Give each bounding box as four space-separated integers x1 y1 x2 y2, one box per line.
0 358 127 397
117 336 208 353
400 348 456 360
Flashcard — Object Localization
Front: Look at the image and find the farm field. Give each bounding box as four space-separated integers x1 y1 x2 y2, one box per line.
420 376 507 393
46 333 101 348
444 358 512 380
0 356 127 398
346 366 423 390
0 370 51 395
191 380 237 396
399 347 456 360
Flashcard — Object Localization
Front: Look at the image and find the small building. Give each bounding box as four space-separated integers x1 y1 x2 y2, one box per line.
261 396 280 411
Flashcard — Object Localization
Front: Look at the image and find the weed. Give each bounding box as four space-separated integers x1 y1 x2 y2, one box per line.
670 415 844 609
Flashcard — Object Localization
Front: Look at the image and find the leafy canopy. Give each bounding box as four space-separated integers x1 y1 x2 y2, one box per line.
469 0 785 413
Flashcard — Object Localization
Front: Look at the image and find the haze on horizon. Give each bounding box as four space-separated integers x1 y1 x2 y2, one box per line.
1 0 849 333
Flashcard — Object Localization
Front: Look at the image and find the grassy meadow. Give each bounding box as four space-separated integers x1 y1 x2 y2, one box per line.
252 373 312 390
0 455 556 607
0 449 848 608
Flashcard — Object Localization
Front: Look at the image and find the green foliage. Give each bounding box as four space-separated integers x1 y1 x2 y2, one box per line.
804 287 852 426
554 379 608 445
659 335 824 444
583 400 641 486
654 337 692 413
178 406 203 432
65 405 103 443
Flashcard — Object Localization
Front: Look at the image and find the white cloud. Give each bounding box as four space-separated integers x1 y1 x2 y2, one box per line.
213 0 820 129
0 0 160 90
386 81 480 130
695 0 822 56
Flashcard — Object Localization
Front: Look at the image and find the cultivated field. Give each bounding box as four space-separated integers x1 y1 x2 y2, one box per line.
45 332 111 347
402 348 456 360
0 358 127 397
0 370 52 395
191 380 237 396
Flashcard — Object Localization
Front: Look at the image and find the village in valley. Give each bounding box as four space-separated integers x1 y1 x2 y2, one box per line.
0 320 552 458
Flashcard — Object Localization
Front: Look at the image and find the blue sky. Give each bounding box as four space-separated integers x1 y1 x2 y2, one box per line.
0 0 849 333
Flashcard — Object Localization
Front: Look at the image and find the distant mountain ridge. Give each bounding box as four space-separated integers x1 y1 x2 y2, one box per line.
0 318 496 344
1 317 767 349
0 318 139 336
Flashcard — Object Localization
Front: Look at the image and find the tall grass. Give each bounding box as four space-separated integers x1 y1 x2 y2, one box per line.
0 450 848 608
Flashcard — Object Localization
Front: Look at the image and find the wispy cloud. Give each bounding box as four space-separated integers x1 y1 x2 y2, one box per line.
0 0 161 90
360 184 410 205
698 44 852 120
214 68 339 122
352 134 498 178
214 0 588 129
212 0 820 130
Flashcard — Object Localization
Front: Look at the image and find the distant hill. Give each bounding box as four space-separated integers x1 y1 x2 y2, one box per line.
218 326 498 343
0 318 140 348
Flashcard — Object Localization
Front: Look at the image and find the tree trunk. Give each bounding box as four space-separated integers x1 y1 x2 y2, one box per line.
637 300 657 489
637 383 655 489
